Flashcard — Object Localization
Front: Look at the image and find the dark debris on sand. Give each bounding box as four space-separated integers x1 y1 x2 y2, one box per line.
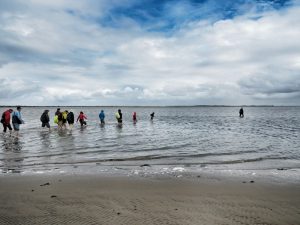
277 168 288 170
140 164 151 167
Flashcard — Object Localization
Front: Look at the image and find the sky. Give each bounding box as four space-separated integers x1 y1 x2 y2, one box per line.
0 0 299 106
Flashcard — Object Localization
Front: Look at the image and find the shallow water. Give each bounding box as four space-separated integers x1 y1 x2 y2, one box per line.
0 106 299 181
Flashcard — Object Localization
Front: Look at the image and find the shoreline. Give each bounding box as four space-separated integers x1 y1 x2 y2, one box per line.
0 174 299 225
1 163 300 186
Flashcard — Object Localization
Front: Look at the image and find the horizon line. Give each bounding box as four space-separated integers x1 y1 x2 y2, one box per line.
1 104 299 107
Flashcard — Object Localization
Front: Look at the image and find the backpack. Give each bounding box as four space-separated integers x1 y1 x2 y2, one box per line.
0 113 4 124
54 115 58 124
40 113 46 123
67 112 74 123
12 112 22 124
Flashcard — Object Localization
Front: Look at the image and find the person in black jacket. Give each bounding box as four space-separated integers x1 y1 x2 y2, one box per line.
67 110 75 130
150 112 155 120
239 107 244 118
40 110 50 129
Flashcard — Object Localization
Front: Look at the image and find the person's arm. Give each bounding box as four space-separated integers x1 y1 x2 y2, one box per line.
76 115 80 122
84 115 87 120
18 112 24 123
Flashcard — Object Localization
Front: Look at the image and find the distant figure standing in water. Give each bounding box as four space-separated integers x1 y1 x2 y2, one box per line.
1 109 13 133
239 107 244 118
115 109 122 124
77 111 87 127
40 110 50 129
67 110 75 129
12 106 24 135
99 110 105 124
150 112 155 121
133 112 137 123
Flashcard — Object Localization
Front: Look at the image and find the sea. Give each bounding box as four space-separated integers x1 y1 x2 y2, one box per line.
0 106 299 182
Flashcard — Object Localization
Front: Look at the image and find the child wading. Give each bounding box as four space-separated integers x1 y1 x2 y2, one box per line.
77 111 87 127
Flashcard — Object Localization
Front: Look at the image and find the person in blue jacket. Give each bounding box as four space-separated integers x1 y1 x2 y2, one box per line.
99 110 105 124
12 106 24 135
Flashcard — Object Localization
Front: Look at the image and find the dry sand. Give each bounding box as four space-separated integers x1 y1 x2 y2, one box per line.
0 175 299 225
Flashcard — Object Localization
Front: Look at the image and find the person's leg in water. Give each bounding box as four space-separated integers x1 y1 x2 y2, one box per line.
3 123 7 133
57 121 63 130
13 123 20 136
63 122 67 130
42 122 51 131
3 123 12 134
69 123 74 130
80 120 86 127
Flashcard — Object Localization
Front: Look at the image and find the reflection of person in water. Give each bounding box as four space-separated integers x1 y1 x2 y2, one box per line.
239 107 244 118
2 133 23 173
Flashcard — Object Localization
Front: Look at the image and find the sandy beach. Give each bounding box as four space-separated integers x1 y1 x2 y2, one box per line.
0 175 299 225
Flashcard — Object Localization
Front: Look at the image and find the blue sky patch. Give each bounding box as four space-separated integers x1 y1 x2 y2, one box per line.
98 0 291 32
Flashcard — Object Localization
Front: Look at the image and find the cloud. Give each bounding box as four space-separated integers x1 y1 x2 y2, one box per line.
0 0 299 105
239 72 300 95
0 78 42 103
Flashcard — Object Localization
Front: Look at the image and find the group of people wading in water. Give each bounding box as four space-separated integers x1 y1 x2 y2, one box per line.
2 107 245 134
0 106 24 136
1 107 156 133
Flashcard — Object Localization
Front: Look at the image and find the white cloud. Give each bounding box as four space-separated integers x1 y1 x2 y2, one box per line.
0 1 299 105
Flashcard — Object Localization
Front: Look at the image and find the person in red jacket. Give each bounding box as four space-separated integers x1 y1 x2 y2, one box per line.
1 109 13 133
77 111 87 127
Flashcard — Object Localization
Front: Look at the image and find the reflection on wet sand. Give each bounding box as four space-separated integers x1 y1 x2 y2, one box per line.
1 134 23 173
39 130 52 149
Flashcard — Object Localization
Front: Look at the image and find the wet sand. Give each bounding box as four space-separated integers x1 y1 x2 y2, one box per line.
0 175 299 225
